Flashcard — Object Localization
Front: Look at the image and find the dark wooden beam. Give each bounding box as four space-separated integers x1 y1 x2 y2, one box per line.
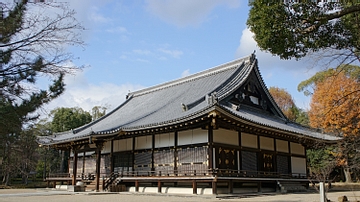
71 146 79 186
192 180 197 194
95 141 104 192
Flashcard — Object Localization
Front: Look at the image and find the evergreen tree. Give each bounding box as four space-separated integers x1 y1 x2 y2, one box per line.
0 1 83 183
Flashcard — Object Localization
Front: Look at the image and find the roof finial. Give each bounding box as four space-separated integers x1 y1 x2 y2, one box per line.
250 50 256 63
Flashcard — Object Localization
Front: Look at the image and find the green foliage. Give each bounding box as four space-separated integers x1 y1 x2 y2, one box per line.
298 65 360 96
50 107 92 132
247 1 360 60
91 106 107 121
0 1 83 184
268 86 309 126
307 146 336 174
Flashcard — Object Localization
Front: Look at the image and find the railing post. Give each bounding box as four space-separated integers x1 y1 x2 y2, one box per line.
192 180 197 195
135 180 139 192
157 180 162 193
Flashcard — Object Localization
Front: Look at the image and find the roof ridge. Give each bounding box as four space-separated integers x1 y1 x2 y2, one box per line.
127 55 253 97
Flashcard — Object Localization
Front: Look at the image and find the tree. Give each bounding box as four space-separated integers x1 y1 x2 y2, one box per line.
1 126 39 185
0 0 83 184
247 1 360 62
268 86 309 126
305 68 360 182
91 106 107 121
50 107 92 132
0 0 84 137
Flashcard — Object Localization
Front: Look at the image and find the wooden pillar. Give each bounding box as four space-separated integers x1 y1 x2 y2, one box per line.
212 180 217 195
208 123 214 171
82 151 86 178
95 141 104 192
110 139 114 173
192 180 197 195
135 180 139 192
228 180 233 194
152 134 155 173
157 180 162 193
174 131 178 176
72 147 78 185
257 182 262 193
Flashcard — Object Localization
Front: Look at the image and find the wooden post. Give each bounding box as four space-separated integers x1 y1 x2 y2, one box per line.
228 180 233 194
95 141 104 192
110 139 114 173
212 180 217 195
72 147 78 185
208 124 214 171
82 151 86 178
192 180 197 195
257 182 262 193
157 180 162 193
135 180 139 192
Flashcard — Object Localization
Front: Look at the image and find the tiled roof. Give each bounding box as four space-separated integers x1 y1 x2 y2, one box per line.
218 105 339 142
37 54 338 145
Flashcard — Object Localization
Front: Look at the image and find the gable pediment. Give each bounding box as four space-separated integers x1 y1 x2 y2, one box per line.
220 70 285 119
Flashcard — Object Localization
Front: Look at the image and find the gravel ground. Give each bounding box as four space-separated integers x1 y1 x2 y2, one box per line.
0 189 360 202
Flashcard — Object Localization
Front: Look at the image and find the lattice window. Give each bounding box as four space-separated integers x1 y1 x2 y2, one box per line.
242 151 257 176
154 149 175 175
113 152 133 173
277 155 289 175
177 147 208 175
134 151 152 172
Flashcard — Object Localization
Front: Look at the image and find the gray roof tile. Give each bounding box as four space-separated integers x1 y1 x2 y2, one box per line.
37 54 338 145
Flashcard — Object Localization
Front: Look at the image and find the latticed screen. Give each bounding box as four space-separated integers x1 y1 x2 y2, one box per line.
277 155 289 175
241 151 257 176
134 151 152 172
177 147 208 174
153 149 175 175
113 152 133 173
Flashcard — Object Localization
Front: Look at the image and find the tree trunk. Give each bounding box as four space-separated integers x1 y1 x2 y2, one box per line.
344 167 352 183
3 173 10 186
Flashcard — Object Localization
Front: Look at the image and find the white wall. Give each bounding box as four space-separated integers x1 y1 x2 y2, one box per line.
135 135 152 150
291 157 306 175
276 139 289 153
178 129 208 146
260 136 274 151
213 128 238 146
114 138 133 152
290 142 305 155
155 132 174 148
241 133 258 149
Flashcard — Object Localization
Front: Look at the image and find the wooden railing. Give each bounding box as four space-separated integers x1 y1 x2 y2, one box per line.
108 169 307 179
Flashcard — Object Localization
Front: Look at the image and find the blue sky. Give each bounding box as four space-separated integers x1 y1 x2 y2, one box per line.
43 0 322 115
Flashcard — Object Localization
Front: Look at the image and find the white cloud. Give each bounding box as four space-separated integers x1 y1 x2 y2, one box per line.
181 69 191 77
234 28 317 110
89 6 112 23
106 26 128 34
40 71 144 117
133 49 152 55
235 28 315 72
145 0 241 27
158 48 183 58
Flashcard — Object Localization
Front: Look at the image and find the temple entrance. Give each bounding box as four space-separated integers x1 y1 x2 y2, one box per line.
217 147 237 170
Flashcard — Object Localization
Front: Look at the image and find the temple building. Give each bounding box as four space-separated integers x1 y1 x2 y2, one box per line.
37 54 337 194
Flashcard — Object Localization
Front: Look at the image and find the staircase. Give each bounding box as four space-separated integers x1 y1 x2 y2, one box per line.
103 172 120 191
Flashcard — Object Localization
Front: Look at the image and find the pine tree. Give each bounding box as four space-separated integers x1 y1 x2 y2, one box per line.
0 1 83 184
